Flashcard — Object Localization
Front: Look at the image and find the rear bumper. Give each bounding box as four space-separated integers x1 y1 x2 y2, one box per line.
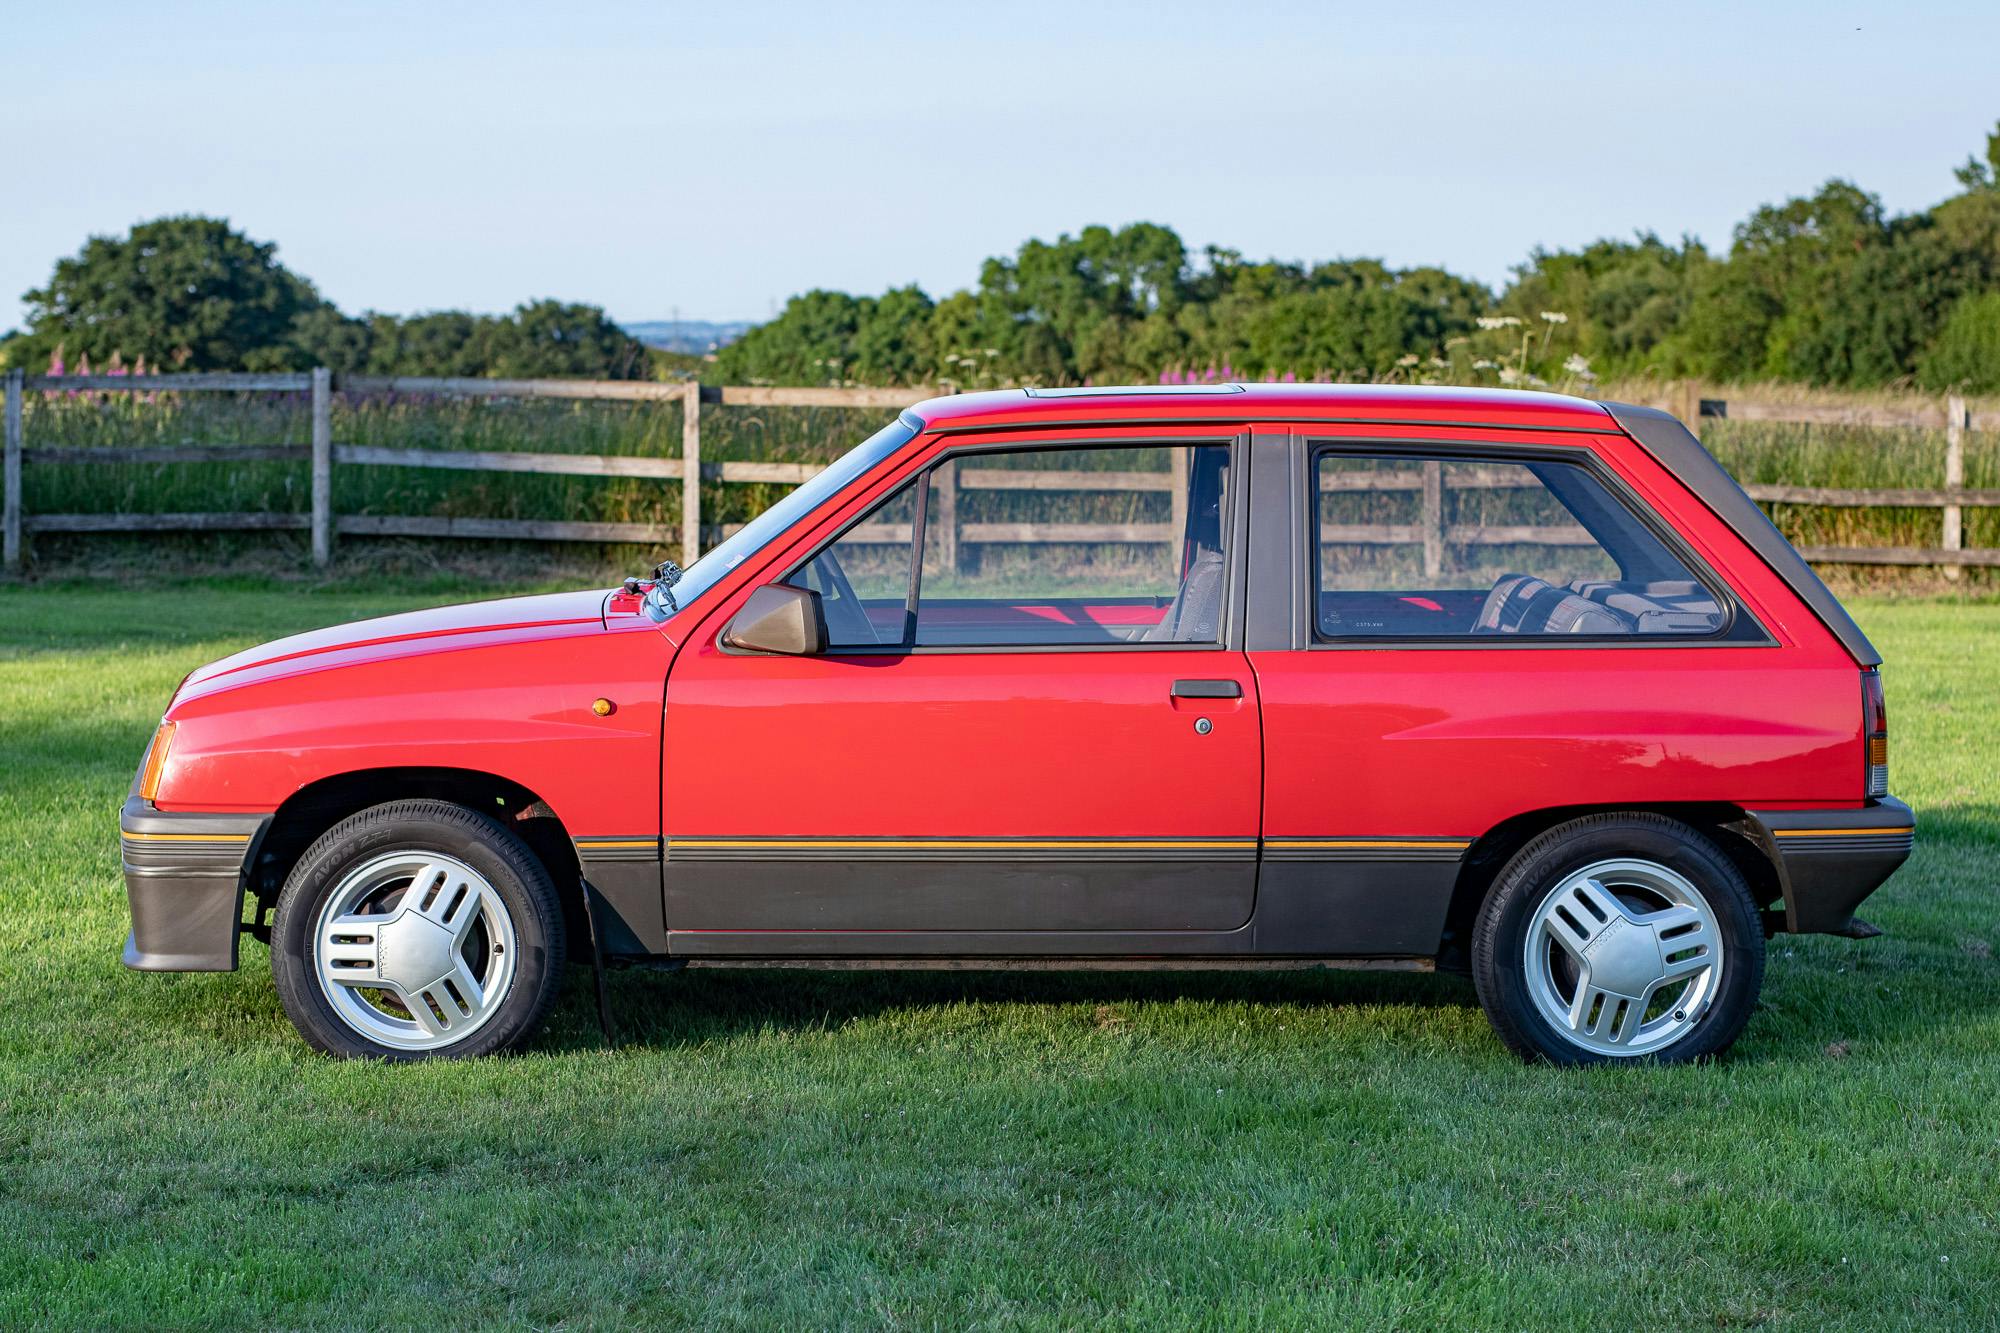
1749 797 1915 935
120 795 266 971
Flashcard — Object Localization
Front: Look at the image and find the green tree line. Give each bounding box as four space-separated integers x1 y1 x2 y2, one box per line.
6 122 1998 391
0 216 649 380
717 122 2000 394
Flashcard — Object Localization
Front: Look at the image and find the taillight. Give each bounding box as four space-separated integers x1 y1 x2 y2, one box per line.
138 721 177 802
1861 671 1888 799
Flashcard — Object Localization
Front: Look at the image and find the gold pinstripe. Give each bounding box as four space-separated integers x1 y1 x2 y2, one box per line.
1771 827 1914 838
1264 838 1471 851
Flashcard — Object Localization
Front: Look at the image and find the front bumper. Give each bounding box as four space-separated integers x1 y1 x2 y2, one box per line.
120 795 267 971
1749 796 1915 936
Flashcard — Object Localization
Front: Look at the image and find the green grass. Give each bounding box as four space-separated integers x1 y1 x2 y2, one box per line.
2 580 1996 1328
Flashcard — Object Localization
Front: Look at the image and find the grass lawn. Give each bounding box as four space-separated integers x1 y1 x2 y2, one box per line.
1 579 1995 1328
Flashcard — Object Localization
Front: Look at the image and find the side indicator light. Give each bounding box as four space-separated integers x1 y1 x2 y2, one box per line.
139 721 177 802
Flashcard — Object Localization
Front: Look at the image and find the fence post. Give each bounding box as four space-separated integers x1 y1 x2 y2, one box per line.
933 457 958 573
1943 394 1967 581
1680 380 1704 434
310 367 332 567
1421 460 1443 579
1169 447 1189 558
3 369 21 572
681 381 702 567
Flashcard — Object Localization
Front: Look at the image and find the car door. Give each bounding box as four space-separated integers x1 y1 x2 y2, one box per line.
659 428 1260 951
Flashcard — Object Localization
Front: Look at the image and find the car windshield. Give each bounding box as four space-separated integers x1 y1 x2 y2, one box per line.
647 413 921 619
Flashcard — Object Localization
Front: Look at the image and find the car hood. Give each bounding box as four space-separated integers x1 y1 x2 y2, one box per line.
176 589 616 703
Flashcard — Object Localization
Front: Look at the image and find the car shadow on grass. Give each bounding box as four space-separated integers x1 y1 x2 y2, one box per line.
552 963 1484 1054
535 802 1999 1063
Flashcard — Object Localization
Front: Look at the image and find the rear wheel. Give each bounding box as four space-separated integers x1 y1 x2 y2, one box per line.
272 800 565 1060
1471 813 1764 1065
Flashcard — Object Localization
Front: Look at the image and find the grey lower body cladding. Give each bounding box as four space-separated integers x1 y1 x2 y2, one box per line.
120 795 264 971
661 834 1461 957
1748 797 1915 935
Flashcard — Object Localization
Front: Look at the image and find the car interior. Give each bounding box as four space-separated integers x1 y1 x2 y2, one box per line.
1313 453 1728 639
790 445 1234 648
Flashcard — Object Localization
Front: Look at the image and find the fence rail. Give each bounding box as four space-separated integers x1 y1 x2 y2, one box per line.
0 371 1990 573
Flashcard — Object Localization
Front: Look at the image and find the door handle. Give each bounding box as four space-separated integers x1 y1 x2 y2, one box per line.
1171 679 1243 699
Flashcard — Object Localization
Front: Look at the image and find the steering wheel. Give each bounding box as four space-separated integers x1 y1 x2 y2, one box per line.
807 548 882 646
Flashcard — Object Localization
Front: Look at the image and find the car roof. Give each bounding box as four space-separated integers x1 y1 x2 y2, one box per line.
905 383 1617 433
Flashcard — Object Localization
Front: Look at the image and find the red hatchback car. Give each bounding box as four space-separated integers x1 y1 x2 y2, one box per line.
122 385 1912 1064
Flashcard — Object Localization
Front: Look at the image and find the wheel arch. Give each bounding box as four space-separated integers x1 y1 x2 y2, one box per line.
248 767 586 953
1435 801 1783 973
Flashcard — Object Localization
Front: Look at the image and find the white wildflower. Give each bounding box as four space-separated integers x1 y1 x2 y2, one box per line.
1476 316 1523 330
1395 353 1419 367
1472 358 1497 370
1539 311 1569 324
1498 366 1523 384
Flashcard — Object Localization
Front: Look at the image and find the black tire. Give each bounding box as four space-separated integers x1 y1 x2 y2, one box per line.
1470 813 1765 1065
272 800 566 1060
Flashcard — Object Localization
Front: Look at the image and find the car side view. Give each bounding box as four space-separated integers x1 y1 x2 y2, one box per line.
121 385 1913 1064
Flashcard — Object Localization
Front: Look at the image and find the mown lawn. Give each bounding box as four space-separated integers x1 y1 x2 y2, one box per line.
1 580 1995 1328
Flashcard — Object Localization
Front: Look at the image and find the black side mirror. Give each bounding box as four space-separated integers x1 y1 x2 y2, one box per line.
722 584 828 655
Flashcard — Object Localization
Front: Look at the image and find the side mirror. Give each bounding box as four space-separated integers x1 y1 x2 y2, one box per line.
722 584 828 655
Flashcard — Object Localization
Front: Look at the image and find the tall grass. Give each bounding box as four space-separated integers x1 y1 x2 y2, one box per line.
1701 420 2000 552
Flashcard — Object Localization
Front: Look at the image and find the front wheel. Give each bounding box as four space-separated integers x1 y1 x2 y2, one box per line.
1471 813 1765 1065
272 800 566 1060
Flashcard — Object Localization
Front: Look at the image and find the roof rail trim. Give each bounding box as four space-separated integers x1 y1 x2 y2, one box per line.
921 414 1613 438
1023 384 1246 398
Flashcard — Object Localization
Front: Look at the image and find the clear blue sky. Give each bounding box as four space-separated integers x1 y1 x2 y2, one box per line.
5 0 1997 330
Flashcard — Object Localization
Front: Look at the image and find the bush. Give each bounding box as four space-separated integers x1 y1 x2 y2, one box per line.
1919 291 2000 392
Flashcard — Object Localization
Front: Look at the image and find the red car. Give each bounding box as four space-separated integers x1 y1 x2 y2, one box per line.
122 385 1912 1064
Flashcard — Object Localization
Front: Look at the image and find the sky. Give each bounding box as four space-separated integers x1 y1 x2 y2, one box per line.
5 0 1998 331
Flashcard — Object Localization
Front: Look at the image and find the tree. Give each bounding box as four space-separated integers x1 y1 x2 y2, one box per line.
482 300 648 379
1953 119 2000 191
14 216 329 371
1502 234 1707 375
1919 290 2000 391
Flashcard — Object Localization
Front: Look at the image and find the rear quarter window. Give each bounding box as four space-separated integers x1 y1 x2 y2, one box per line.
1312 451 1731 640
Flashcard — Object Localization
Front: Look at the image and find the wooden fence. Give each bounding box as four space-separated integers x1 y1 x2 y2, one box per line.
0 371 1992 574
0 371 920 572
1628 383 1992 572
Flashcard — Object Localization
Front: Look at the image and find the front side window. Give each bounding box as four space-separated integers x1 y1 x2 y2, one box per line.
788 442 1234 650
1313 452 1726 639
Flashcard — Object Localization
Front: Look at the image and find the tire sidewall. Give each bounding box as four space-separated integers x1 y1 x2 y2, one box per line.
272 802 563 1060
1475 817 1764 1066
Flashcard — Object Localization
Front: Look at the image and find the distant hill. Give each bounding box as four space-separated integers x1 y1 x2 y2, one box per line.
621 319 756 355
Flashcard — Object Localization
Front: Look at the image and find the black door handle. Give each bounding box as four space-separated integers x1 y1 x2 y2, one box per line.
1171 679 1243 699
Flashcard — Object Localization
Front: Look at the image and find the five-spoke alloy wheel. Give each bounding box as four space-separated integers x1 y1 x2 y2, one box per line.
273 800 565 1060
1472 813 1765 1065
